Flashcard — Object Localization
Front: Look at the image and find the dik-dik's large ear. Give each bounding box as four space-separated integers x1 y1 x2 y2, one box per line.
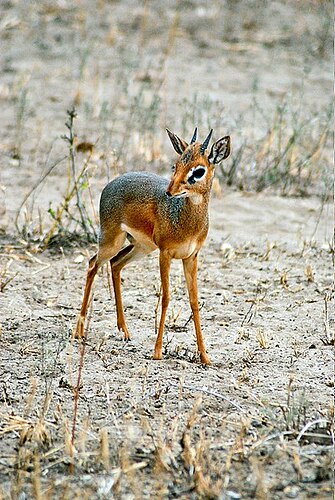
166 128 188 155
208 136 231 164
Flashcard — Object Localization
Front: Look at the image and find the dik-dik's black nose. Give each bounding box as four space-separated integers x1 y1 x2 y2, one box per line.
166 191 172 197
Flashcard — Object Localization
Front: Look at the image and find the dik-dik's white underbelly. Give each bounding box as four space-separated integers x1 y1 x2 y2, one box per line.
121 223 198 260
167 239 198 260
121 223 157 253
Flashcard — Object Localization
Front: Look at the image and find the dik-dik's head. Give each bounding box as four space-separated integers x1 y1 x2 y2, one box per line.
166 128 230 199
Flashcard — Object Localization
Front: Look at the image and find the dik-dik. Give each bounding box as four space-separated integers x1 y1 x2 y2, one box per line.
76 128 230 364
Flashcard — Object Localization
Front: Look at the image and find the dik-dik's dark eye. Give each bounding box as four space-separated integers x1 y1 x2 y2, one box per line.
171 164 176 173
187 166 207 184
193 167 206 179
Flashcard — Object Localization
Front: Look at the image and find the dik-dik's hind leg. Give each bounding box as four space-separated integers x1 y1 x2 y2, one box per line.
75 253 99 339
110 243 152 341
183 254 211 365
75 232 126 339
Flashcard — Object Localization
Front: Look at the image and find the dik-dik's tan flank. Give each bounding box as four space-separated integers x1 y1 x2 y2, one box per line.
76 128 230 364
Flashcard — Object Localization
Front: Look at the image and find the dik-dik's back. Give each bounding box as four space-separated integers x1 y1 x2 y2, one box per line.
76 128 231 364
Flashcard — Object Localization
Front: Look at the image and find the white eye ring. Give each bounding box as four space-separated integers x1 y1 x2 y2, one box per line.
187 165 207 183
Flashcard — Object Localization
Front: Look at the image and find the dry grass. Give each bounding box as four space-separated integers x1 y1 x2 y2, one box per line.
0 237 333 498
1 382 332 498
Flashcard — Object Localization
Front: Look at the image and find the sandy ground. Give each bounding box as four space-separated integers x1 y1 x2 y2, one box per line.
0 0 333 498
1 191 333 497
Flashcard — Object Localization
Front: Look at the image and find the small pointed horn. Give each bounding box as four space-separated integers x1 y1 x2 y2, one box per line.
201 129 213 154
190 127 198 144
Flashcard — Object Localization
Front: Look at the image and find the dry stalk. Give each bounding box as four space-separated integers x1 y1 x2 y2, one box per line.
322 292 334 345
154 439 171 474
250 456 267 500
241 285 266 327
43 149 96 248
223 418 251 490
119 439 142 500
70 297 93 462
193 430 221 498
64 418 76 474
150 405 174 472
291 447 304 480
71 340 87 446
304 263 315 283
256 328 269 349
15 151 67 237
180 397 202 474
99 428 110 471
62 108 91 236
0 260 18 292
19 418 50 449
78 416 90 467
24 378 38 417
32 453 42 500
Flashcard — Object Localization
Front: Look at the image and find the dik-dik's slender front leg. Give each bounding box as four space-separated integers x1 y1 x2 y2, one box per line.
183 254 211 365
153 251 172 360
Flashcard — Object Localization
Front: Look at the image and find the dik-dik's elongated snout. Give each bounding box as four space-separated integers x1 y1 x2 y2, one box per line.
166 178 187 198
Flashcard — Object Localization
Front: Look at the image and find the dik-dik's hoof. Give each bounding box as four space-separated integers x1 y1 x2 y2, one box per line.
118 326 131 341
73 316 86 340
200 352 211 365
153 351 162 360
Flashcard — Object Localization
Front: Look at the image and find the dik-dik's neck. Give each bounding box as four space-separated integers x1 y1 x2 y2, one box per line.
167 191 210 229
